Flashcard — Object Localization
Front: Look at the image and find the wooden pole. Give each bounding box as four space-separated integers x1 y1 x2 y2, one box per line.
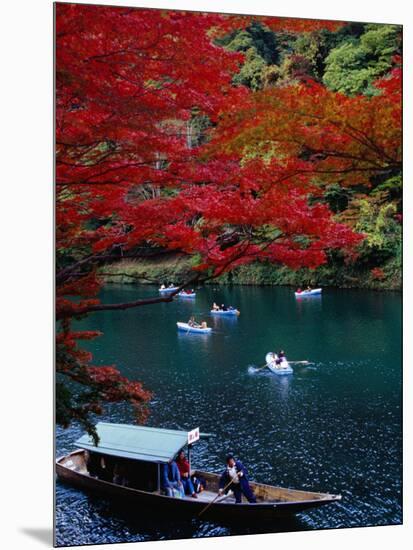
198 472 239 518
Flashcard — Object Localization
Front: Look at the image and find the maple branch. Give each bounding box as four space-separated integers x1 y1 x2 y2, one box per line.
57 273 201 319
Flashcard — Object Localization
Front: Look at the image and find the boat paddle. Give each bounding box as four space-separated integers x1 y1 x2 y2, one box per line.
198 473 240 518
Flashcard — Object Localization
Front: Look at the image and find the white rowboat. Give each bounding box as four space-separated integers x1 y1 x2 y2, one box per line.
159 286 179 294
178 291 196 298
265 352 293 375
210 309 239 316
294 288 322 297
177 322 212 334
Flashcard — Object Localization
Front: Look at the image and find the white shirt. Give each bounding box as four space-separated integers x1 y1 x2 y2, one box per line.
227 465 240 484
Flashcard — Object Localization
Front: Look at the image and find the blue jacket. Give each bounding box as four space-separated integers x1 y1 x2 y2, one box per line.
161 461 181 489
219 460 249 489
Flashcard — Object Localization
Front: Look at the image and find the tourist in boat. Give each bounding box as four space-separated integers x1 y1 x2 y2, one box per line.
306 285 312 291
221 304 227 311
276 349 286 365
188 316 201 328
200 321 208 329
169 282 175 288
85 451 102 478
176 450 197 498
160 283 166 290
296 287 302 294
212 302 219 311
161 459 185 498
112 460 129 486
218 454 256 503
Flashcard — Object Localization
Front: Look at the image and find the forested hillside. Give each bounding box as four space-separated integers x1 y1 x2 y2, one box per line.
213 20 402 289
103 18 402 290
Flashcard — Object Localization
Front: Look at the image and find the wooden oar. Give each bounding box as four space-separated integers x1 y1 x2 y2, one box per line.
254 362 271 373
198 473 239 518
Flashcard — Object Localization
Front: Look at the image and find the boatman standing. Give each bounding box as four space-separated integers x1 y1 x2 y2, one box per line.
218 454 256 504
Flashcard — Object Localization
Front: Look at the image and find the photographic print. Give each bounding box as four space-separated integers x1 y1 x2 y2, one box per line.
55 2 402 546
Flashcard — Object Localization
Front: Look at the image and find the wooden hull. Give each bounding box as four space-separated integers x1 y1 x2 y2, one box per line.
56 451 341 523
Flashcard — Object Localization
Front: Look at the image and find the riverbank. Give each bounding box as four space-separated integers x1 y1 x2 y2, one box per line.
99 254 401 291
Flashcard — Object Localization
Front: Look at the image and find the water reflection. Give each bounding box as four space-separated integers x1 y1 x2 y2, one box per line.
56 285 402 546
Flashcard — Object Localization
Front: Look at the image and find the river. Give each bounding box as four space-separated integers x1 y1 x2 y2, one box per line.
55 285 402 546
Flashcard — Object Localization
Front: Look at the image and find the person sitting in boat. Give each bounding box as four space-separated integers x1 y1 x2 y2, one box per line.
276 350 286 365
200 321 208 329
188 316 201 328
161 459 185 498
296 287 302 294
218 454 256 504
169 282 175 288
212 302 219 311
86 451 103 478
112 460 129 486
176 450 197 499
160 283 166 290
221 304 227 311
306 285 312 291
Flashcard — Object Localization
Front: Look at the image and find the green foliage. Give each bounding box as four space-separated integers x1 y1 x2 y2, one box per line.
371 174 402 201
294 31 332 80
189 114 211 147
217 22 280 89
323 24 400 95
322 184 354 213
354 199 401 264
100 256 194 285
233 47 267 90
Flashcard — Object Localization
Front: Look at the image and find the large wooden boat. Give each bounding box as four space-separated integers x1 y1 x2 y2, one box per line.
56 423 341 523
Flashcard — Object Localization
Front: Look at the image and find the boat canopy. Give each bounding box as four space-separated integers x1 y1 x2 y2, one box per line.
74 422 206 463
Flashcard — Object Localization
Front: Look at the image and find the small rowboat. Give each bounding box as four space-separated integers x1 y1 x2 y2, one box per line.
265 352 293 375
294 288 322 297
210 308 240 316
159 286 179 294
56 422 342 522
178 291 196 298
177 322 212 334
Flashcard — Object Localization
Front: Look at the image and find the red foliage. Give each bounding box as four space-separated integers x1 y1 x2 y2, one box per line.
371 267 386 280
55 5 398 433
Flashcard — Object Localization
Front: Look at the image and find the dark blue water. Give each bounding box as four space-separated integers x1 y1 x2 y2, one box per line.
55 285 402 546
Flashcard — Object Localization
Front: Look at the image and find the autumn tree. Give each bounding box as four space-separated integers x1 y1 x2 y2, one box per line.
56 3 245 438
56 5 371 438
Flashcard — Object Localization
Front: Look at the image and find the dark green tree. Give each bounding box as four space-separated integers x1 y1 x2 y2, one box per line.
323 24 401 95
